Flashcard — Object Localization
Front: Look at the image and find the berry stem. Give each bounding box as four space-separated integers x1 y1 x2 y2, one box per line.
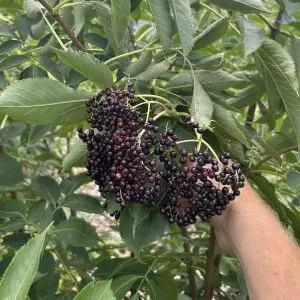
133 100 167 110
203 225 217 300
181 227 198 300
136 94 173 108
202 140 222 165
0 115 8 129
177 139 199 145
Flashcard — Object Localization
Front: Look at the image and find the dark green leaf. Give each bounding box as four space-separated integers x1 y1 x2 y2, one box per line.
0 154 24 186
126 52 153 77
63 194 103 214
0 40 21 55
193 17 228 50
63 140 87 171
73 0 85 36
0 22 15 37
0 55 28 71
19 65 48 79
61 173 90 195
254 39 300 153
289 35 300 81
111 0 131 51
0 200 27 218
0 218 26 232
33 176 61 205
37 56 64 81
52 218 99 247
0 123 26 144
56 50 113 89
286 171 300 190
136 59 172 81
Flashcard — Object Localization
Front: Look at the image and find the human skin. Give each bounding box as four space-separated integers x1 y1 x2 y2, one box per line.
211 180 300 300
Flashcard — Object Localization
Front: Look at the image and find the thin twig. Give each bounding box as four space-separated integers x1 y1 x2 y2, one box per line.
37 0 86 51
180 227 197 300
253 145 298 170
203 225 217 300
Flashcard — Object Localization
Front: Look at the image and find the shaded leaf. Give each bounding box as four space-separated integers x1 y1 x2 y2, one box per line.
0 227 49 300
0 40 21 55
0 153 24 186
19 65 48 79
254 39 300 152
0 55 28 71
0 200 27 218
52 218 99 247
126 52 153 77
136 59 172 81
112 275 142 299
56 50 113 89
33 176 61 205
63 140 87 171
286 170 300 190
193 17 229 50
63 194 103 214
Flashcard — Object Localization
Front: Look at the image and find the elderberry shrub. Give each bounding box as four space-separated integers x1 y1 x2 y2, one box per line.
78 85 161 219
157 130 245 227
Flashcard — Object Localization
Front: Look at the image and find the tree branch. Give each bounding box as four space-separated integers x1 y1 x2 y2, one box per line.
253 145 298 170
180 227 197 300
203 225 216 300
245 104 257 128
37 0 86 52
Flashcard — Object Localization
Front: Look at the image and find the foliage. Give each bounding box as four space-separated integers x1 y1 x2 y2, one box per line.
0 0 300 299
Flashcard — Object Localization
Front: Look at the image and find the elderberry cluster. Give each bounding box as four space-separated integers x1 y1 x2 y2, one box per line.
78 85 161 219
157 130 245 227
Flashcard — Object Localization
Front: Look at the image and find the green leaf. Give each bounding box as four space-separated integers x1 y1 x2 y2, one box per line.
286 171 300 190
93 257 149 280
254 39 300 153
168 70 246 92
168 0 194 56
239 18 265 56
0 123 26 144
0 226 49 300
250 175 289 225
74 280 116 300
289 35 300 82
61 173 90 195
136 59 172 81
63 140 87 171
0 153 24 186
56 50 113 89
19 65 48 79
0 55 28 71
148 0 173 52
0 200 27 218
33 176 61 205
0 22 15 37
112 275 142 299
37 56 64 81
213 104 249 146
257 100 276 130
193 17 229 50
227 84 264 109
0 79 92 125
73 0 85 36
190 77 213 127
0 40 21 55
126 52 153 77
151 271 178 300
63 194 103 214
119 207 168 254
84 33 108 50
0 218 26 232
52 218 99 247
111 0 131 50
93 2 120 54
146 278 167 300
209 0 268 13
